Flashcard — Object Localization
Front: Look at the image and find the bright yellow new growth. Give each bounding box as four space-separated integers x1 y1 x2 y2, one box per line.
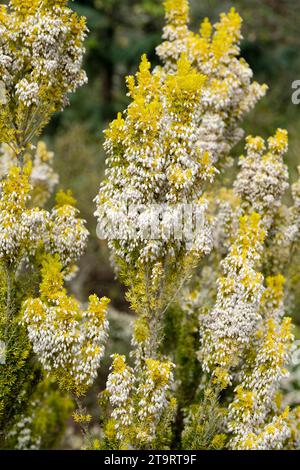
39 254 65 301
211 8 242 62
111 354 128 374
104 112 125 143
246 135 266 153
145 358 173 387
126 55 162 134
261 274 285 310
236 212 266 260
268 128 288 154
0 165 32 213
10 0 41 14
191 7 242 64
199 17 212 41
55 189 76 207
165 54 206 106
164 0 189 25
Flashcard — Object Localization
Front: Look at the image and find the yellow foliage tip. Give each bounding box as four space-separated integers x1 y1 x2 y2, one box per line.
200 18 212 41
268 128 288 154
111 354 128 374
11 0 69 15
219 7 242 32
239 212 265 242
55 189 77 207
139 54 151 74
265 274 285 298
88 294 110 321
164 0 189 22
105 112 125 140
246 135 266 153
145 358 174 386
40 254 64 299
166 55 206 97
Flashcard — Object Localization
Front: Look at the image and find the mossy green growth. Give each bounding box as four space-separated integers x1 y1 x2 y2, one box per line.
0 264 41 442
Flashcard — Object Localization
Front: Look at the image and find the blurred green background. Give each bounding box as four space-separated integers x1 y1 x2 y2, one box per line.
2 0 300 312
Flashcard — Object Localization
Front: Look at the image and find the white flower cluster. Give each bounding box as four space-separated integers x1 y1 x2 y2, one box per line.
156 2 267 168
21 208 50 256
228 317 293 448
106 355 135 440
0 1 87 109
49 204 89 269
30 141 59 206
95 55 214 265
106 355 175 446
199 213 265 385
22 292 110 389
211 193 238 253
0 141 59 207
0 166 31 262
15 79 40 107
136 359 175 444
234 131 289 229
233 413 291 450
0 166 88 272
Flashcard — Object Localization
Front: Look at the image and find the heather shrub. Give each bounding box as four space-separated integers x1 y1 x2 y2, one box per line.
1 0 300 451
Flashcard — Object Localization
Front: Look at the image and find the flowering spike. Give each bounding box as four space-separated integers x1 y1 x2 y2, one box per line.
22 255 110 395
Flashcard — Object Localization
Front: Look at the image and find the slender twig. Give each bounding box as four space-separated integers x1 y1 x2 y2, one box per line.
74 396 93 449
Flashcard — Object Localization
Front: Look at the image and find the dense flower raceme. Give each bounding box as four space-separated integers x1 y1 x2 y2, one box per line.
214 129 298 272
105 354 175 448
0 0 87 152
22 255 110 395
156 1 267 169
199 212 266 386
0 164 88 274
233 130 300 277
234 130 289 229
228 275 294 449
95 54 214 266
95 52 219 360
